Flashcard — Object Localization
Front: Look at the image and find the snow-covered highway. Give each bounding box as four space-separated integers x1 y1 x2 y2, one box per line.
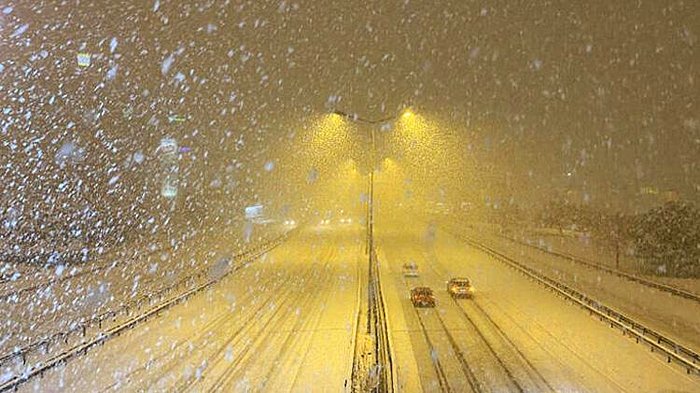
6 222 698 392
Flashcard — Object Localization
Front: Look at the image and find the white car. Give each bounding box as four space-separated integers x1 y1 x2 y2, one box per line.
402 262 419 277
447 278 475 298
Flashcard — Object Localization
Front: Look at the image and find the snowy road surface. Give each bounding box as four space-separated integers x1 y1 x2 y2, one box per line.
459 224 700 354
17 227 362 392
376 223 699 392
14 224 699 392
0 223 281 355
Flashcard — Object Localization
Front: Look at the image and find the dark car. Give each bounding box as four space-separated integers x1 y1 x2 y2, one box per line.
410 287 436 307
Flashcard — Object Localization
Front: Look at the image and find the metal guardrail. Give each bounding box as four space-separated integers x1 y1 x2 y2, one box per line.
348 256 364 392
0 233 291 391
0 228 204 302
499 233 700 303
354 248 396 392
457 234 700 376
0 277 212 392
369 248 396 393
0 236 284 367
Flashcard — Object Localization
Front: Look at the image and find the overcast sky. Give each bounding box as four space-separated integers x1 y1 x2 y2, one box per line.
1 0 697 218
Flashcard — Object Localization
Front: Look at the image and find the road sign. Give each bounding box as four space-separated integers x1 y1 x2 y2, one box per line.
77 53 91 67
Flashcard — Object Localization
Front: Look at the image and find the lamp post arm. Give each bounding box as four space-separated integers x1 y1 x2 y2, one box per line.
332 109 398 125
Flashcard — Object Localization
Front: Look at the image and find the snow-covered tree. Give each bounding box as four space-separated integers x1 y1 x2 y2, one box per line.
633 201 700 277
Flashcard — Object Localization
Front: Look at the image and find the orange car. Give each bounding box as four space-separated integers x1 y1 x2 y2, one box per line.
410 287 436 307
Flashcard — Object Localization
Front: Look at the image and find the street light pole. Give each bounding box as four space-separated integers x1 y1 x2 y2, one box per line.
330 109 394 255
333 107 408 391
369 124 376 255
331 109 397 125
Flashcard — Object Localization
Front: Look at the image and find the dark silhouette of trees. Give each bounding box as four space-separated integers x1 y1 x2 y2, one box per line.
631 201 700 278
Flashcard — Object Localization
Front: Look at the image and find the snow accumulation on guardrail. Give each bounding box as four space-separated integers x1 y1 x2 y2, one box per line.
499 233 700 303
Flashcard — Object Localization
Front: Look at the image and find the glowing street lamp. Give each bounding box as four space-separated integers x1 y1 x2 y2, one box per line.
329 107 413 255
330 107 414 377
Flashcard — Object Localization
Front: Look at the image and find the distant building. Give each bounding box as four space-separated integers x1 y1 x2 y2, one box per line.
662 189 680 203
633 186 681 213
158 137 179 200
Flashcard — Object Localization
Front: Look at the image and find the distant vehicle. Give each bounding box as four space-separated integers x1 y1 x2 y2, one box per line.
245 204 264 220
402 262 419 277
447 278 475 298
410 287 436 307
161 183 178 199
320 219 331 225
283 219 296 226
339 218 353 224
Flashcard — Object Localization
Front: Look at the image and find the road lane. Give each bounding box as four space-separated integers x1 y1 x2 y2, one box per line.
18 227 362 392
379 234 541 392
377 251 431 392
0 223 278 357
